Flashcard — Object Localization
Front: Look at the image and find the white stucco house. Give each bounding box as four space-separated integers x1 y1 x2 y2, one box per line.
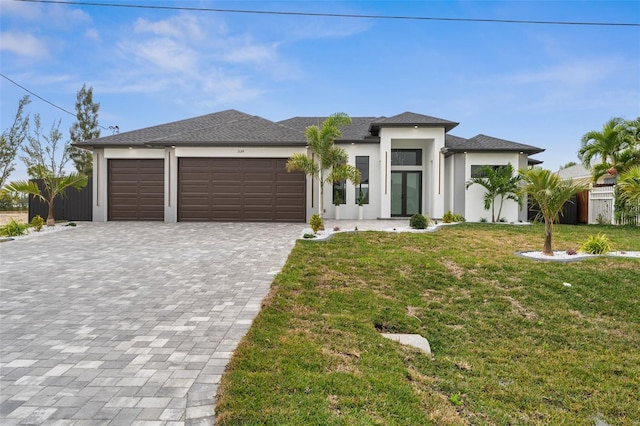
75 110 544 223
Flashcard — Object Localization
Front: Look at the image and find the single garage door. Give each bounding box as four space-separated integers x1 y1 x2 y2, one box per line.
108 159 164 221
178 158 305 222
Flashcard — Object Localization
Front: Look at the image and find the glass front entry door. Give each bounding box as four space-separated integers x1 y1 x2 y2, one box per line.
391 171 422 216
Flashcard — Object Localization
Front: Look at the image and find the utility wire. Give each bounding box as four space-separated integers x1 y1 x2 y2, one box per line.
16 0 640 27
1 73 110 131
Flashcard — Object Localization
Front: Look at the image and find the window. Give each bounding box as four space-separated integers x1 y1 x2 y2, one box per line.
355 156 369 204
333 179 346 205
391 149 422 166
471 165 505 178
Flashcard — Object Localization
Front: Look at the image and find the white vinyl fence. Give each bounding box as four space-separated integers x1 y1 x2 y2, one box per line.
588 185 614 224
589 184 640 225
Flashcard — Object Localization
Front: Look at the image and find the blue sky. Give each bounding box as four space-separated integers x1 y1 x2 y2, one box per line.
1 0 638 181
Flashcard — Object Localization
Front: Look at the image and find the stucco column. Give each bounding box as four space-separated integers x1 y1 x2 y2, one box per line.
164 147 178 223
379 133 391 218
92 148 108 222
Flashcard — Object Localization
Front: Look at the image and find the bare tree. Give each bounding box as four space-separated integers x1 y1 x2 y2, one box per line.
0 95 30 188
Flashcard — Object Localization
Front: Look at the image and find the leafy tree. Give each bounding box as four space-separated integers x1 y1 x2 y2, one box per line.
465 163 521 223
4 115 87 226
286 113 360 219
0 95 30 189
68 84 100 175
559 161 577 169
519 167 587 256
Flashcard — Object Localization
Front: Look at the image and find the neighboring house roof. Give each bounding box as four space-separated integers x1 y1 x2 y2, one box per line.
557 163 592 180
444 134 544 155
74 109 543 157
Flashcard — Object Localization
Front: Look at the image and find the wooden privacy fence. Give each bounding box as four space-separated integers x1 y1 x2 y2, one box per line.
28 178 92 222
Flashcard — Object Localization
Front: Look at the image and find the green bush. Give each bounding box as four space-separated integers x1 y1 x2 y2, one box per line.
0 219 29 237
442 211 454 223
30 215 44 232
409 213 430 229
309 214 323 234
580 233 612 254
452 213 466 222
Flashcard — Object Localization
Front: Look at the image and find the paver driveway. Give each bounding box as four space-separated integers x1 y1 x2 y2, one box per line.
0 222 302 425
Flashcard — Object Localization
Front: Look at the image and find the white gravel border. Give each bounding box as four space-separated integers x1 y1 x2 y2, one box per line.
517 250 640 262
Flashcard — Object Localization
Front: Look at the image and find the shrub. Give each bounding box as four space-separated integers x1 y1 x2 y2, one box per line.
0 219 29 237
479 217 488 223
31 215 44 232
309 214 323 234
409 213 429 229
333 226 340 232
442 211 454 223
580 233 612 254
452 213 465 222
303 233 316 239
66 222 77 227
566 248 577 255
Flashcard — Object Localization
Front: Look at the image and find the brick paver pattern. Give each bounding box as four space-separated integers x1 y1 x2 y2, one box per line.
0 222 302 425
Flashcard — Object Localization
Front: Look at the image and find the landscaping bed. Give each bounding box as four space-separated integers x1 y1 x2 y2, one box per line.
216 223 640 425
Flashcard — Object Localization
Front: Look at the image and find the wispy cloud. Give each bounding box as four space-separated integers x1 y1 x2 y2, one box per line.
0 31 48 58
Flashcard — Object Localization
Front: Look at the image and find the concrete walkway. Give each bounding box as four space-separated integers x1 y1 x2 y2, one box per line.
0 222 303 425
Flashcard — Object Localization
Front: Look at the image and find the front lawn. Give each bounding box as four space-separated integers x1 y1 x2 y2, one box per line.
216 224 640 425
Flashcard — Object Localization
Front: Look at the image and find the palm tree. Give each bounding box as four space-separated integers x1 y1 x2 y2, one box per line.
579 117 634 181
618 165 640 204
519 167 588 256
286 113 360 219
465 164 521 223
4 172 87 226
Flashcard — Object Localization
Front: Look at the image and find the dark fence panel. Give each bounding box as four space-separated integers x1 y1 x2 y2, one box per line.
528 194 578 225
28 177 92 222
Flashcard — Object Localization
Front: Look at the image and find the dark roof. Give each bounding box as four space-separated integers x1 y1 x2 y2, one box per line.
445 134 544 154
278 117 382 142
75 109 543 155
371 112 459 132
75 109 306 148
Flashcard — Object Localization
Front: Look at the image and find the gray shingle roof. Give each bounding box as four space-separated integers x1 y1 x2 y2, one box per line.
277 117 382 141
75 109 306 148
75 109 543 155
372 112 459 132
445 134 544 154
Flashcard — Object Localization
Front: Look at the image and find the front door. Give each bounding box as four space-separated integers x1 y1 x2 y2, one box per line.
391 171 422 216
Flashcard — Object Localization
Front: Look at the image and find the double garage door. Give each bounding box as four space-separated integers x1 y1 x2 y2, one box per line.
108 158 305 222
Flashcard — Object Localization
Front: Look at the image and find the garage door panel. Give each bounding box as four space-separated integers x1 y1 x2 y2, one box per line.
178 158 305 222
109 159 164 221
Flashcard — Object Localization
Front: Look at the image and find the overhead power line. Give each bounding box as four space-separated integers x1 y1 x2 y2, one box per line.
1 73 110 131
16 0 640 27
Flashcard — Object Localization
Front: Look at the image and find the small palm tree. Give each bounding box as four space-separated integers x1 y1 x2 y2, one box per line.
519 167 588 256
4 172 87 226
286 113 360 219
618 165 640 204
465 164 521 223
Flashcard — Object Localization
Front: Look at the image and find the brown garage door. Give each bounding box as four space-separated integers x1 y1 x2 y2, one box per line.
108 159 164 221
178 158 305 222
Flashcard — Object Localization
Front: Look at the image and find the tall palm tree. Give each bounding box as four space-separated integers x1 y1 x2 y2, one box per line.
465 164 521 223
4 172 87 226
579 117 634 181
519 167 588 256
286 113 360 219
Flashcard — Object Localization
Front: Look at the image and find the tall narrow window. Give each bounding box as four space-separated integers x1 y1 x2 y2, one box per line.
332 179 346 205
355 156 369 204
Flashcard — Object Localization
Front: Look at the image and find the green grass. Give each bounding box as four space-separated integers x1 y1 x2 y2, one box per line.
216 224 640 425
